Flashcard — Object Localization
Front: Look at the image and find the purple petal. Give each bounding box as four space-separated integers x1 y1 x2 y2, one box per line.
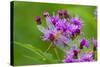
70 16 82 26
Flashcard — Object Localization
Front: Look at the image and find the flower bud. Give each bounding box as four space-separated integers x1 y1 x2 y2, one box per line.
75 28 80 35
80 39 89 49
43 12 49 17
57 10 63 19
63 10 69 18
35 16 41 25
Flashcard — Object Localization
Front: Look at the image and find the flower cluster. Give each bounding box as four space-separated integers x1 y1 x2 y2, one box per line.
35 10 97 63
35 10 82 46
64 45 95 63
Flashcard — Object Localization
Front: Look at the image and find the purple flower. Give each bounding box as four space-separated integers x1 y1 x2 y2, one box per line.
72 46 79 59
35 10 97 63
79 52 94 62
80 38 89 49
70 16 82 26
64 45 79 63
35 10 83 47
71 45 79 58
64 51 94 63
64 51 78 63
64 56 75 63
66 24 81 39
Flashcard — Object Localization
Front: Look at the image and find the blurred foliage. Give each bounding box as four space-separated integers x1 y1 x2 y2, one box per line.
13 1 97 66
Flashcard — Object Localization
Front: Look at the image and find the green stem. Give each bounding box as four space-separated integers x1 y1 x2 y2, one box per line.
45 42 53 52
54 47 60 61
45 42 60 61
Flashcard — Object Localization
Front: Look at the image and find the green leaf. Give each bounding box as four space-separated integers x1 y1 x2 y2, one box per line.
14 41 58 65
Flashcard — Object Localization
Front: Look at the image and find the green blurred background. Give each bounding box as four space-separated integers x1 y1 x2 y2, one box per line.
13 1 97 66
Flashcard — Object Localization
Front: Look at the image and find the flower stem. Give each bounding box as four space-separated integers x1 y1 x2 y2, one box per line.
54 47 60 60
45 42 53 52
45 42 60 61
